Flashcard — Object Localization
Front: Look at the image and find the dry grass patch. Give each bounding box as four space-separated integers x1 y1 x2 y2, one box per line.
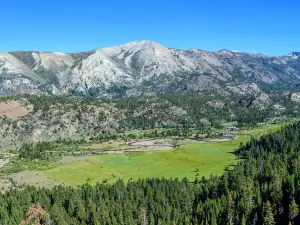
0 100 28 120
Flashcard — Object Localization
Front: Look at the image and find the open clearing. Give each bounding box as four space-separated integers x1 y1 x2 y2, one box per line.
38 141 236 185
11 123 286 186
79 139 175 153
0 100 28 120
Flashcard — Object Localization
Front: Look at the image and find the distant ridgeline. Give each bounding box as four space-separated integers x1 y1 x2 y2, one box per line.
1 122 300 224
1 41 300 97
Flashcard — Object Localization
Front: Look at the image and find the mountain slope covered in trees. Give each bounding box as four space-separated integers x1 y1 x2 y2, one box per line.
1 87 300 149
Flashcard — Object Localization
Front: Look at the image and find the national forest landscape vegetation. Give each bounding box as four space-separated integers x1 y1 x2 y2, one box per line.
2 0 300 224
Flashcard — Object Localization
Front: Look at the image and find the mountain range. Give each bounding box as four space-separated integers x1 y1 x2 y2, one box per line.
1 40 300 97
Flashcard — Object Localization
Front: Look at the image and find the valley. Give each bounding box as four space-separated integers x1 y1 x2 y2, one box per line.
0 84 299 224
2 0 300 223
0 121 287 189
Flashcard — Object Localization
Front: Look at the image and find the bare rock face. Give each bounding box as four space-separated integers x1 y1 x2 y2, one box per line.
227 83 262 96
291 93 300 103
0 41 299 97
288 51 300 58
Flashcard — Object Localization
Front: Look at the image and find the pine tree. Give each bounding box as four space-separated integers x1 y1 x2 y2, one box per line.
241 214 246 225
138 207 147 225
288 198 299 222
226 193 234 225
262 200 275 225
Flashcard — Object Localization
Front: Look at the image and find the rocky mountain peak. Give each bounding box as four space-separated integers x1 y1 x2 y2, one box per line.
1 40 300 97
288 51 300 57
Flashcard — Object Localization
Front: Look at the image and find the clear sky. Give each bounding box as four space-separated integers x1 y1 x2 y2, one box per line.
1 0 299 55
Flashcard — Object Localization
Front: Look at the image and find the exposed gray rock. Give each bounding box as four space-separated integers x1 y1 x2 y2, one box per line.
1 41 300 97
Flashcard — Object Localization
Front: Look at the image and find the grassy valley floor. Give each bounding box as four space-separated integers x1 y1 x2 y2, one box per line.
10 123 286 187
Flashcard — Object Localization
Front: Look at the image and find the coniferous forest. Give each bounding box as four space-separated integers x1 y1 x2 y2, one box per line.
0 122 300 224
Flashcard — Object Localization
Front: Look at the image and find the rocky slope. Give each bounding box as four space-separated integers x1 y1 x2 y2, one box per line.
1 41 300 97
1 86 300 149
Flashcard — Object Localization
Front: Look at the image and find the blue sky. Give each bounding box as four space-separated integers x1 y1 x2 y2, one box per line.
1 0 299 55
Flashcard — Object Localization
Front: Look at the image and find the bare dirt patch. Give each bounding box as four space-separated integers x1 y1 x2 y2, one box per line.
80 143 110 149
79 139 175 154
79 141 127 150
0 100 28 120
128 140 173 146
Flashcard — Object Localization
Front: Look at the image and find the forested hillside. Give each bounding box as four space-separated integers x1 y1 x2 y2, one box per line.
1 122 300 224
1 88 300 149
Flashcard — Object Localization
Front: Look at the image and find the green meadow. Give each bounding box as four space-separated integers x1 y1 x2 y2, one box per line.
37 123 285 186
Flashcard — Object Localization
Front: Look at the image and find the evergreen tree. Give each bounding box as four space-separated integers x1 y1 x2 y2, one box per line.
262 201 275 225
288 198 299 222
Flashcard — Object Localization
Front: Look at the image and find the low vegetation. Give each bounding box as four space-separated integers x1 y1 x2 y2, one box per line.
0 122 283 188
0 121 300 224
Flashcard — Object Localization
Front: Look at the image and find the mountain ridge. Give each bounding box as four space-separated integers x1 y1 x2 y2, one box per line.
7 40 296 57
1 40 300 97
